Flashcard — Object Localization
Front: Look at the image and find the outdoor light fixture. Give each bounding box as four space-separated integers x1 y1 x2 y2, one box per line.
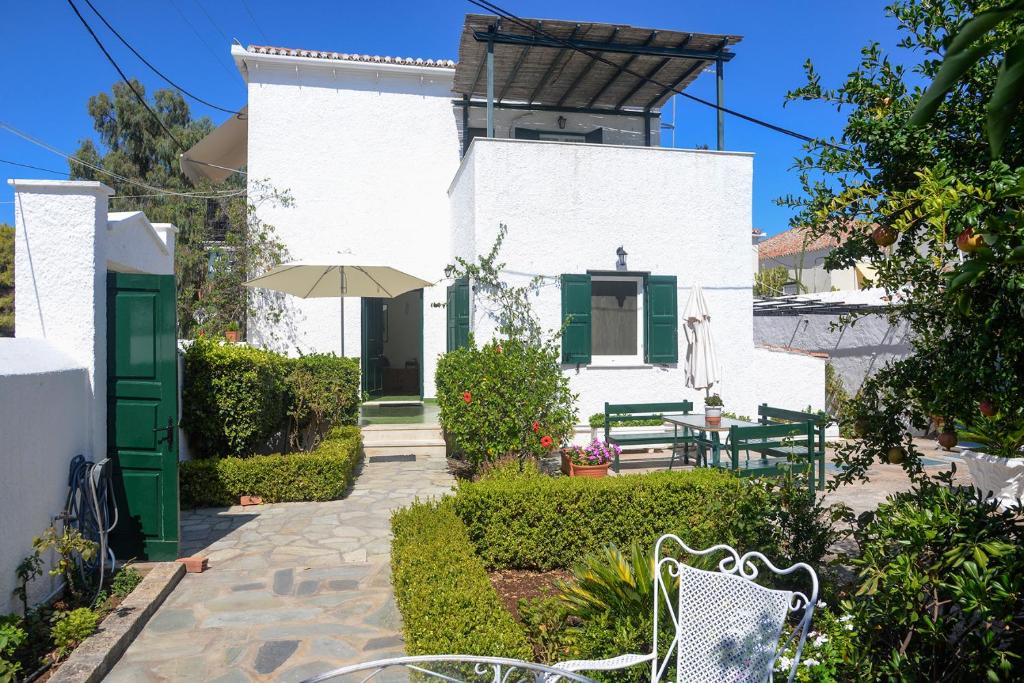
557 116 567 129
616 246 628 271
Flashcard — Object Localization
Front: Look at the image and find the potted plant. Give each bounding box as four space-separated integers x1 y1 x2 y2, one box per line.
958 411 1024 509
224 321 240 343
704 394 724 426
560 439 619 478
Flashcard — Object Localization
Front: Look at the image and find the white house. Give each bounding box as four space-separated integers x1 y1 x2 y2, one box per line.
184 14 825 419
758 225 875 294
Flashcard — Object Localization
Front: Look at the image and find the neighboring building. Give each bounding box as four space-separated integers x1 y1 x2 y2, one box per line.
758 225 874 293
183 14 825 418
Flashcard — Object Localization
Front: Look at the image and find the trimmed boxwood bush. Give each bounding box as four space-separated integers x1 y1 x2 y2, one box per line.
182 337 289 456
391 501 532 658
452 469 777 570
179 426 362 507
286 353 360 451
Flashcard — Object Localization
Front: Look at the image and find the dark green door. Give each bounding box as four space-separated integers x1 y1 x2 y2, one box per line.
107 272 179 561
361 297 385 397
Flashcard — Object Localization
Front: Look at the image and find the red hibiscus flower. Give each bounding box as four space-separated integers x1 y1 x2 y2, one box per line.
532 421 540 433
540 435 553 449
462 391 472 403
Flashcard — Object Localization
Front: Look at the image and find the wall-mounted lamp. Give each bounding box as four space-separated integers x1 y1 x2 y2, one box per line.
557 115 567 130
615 246 628 271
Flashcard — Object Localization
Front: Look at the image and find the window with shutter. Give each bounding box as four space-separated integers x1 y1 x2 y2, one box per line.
446 277 470 352
560 274 592 364
644 275 678 363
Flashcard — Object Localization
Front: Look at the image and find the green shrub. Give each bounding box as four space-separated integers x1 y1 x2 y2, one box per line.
50 608 99 660
110 566 143 598
436 338 577 470
586 413 664 429
0 614 26 681
518 596 576 663
453 470 777 571
183 336 289 456
391 501 531 658
840 482 1024 681
179 426 362 507
286 353 360 451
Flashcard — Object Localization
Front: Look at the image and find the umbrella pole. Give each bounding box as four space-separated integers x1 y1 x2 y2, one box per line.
339 267 345 356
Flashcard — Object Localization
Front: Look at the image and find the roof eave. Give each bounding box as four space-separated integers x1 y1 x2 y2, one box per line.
233 45 457 79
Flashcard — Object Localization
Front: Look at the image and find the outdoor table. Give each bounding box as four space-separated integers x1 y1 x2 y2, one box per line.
664 415 761 468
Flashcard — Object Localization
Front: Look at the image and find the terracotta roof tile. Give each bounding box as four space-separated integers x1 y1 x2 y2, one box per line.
757 226 840 261
247 45 456 69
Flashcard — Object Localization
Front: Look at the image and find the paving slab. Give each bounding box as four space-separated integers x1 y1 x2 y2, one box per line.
105 454 453 682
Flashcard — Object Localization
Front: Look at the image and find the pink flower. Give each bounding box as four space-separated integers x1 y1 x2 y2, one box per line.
463 391 472 403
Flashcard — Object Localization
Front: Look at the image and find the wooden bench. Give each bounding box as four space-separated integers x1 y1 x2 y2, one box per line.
721 421 818 495
603 401 695 472
757 404 827 491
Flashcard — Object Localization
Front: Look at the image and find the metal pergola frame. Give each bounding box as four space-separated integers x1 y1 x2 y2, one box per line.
453 16 740 151
753 296 887 317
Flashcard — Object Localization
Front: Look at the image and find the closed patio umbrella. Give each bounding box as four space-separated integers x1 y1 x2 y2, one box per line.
244 260 433 355
682 283 721 394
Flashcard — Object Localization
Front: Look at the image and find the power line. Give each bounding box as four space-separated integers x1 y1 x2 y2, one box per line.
80 0 241 115
467 0 848 151
166 0 238 79
65 0 187 151
0 158 70 176
191 0 231 45
238 0 269 43
0 121 245 200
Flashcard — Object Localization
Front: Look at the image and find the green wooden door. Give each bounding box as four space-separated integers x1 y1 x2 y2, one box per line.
361 297 385 397
107 272 179 561
446 277 470 351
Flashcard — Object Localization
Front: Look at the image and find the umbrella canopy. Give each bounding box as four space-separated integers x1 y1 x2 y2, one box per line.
243 260 433 356
682 284 721 392
243 261 433 299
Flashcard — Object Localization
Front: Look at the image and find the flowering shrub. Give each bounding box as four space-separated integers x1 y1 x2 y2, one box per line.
774 604 856 682
436 337 577 471
564 440 620 467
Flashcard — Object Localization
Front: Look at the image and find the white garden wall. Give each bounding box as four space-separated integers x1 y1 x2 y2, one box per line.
450 138 825 418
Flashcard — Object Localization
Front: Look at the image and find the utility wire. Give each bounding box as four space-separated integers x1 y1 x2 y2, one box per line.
166 0 238 79
0 158 71 176
0 121 245 199
467 0 848 151
65 0 187 151
238 0 269 43
80 0 241 115
191 0 231 45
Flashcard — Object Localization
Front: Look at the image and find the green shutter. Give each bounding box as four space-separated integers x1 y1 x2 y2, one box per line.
645 275 678 363
560 274 592 364
446 277 470 351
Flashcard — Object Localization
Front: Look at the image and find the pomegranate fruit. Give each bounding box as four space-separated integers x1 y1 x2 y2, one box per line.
871 225 898 247
980 400 996 417
886 447 906 464
854 418 869 438
956 227 984 253
938 429 958 450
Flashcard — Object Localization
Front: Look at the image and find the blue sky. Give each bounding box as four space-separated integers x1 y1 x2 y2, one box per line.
2 0 909 233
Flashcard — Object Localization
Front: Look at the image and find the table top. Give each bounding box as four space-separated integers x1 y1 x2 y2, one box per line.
665 414 760 432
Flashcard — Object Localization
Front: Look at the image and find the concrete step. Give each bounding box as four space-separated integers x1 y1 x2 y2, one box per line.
361 426 443 443
360 424 446 458
363 442 447 458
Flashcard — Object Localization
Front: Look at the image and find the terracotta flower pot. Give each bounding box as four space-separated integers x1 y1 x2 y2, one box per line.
225 330 239 343
705 406 722 426
561 452 610 478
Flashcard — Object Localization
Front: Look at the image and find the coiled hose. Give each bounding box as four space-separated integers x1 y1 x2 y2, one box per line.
64 454 118 597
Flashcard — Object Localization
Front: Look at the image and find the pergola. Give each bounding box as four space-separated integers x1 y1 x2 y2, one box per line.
453 14 741 150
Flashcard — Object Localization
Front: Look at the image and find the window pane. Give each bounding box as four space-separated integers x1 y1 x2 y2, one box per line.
591 280 637 356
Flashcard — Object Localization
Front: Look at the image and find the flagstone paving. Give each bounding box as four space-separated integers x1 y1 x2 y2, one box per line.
105 455 453 683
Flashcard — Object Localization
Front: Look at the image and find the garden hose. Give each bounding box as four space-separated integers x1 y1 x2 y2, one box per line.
63 454 119 598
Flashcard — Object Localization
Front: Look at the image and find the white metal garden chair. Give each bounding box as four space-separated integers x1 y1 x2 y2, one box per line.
551 534 819 683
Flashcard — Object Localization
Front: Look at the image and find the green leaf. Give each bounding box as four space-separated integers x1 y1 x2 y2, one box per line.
988 42 1024 156
911 40 1000 124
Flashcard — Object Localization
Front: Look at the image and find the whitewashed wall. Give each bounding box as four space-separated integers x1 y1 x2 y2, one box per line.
450 138 825 418
464 106 654 146
240 52 462 400
760 246 859 294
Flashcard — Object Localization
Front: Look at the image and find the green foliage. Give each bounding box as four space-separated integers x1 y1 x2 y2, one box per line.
0 614 26 682
587 413 664 428
13 552 43 616
958 405 1024 458
32 527 97 600
179 426 362 507
390 501 532 658
0 224 12 338
782 0 1024 483
476 455 545 481
69 80 291 339
704 393 723 407
517 597 576 663
754 265 790 296
436 337 577 470
823 363 849 426
50 608 99 661
286 353 360 451
452 470 777 571
774 606 857 683
182 336 289 456
840 482 1024 680
110 566 143 599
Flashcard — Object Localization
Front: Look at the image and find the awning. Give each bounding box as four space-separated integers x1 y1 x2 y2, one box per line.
453 14 741 112
179 107 247 184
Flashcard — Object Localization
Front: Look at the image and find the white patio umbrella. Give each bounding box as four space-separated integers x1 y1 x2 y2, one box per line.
244 260 433 355
682 283 722 395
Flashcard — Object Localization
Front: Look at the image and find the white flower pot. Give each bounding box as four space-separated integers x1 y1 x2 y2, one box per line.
961 450 1024 509
705 406 723 425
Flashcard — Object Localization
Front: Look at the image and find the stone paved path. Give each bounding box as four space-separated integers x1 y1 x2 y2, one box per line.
105 455 453 683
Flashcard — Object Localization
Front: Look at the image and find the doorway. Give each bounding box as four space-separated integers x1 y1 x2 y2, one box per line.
361 289 423 400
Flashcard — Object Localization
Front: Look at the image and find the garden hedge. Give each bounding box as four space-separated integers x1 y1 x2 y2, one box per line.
453 469 778 570
391 501 532 658
179 426 362 507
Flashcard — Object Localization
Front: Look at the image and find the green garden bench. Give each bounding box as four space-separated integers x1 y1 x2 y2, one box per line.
757 404 828 491
717 420 818 495
603 401 694 473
